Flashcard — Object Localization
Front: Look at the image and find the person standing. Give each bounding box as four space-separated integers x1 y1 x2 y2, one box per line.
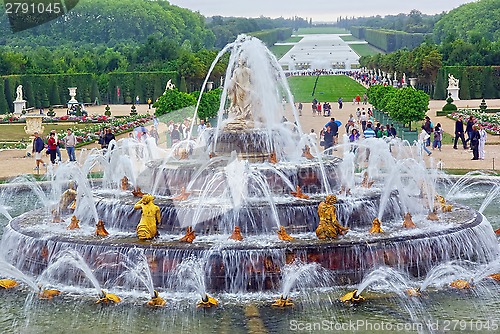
337 97 343 109
50 130 62 163
309 128 318 145
297 102 303 116
47 132 58 164
150 126 159 144
479 124 487 160
465 115 475 147
148 98 152 109
197 119 206 136
453 115 467 149
32 132 46 170
432 123 443 151
470 125 480 160
104 128 116 150
64 129 77 162
323 126 334 154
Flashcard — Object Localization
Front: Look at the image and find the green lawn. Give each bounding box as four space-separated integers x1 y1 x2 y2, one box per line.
287 75 367 102
339 35 359 42
283 36 302 43
0 123 91 142
348 43 384 57
269 45 293 59
295 27 348 34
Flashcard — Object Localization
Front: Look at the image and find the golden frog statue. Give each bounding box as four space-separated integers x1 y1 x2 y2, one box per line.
369 218 384 234
427 210 439 221
39 289 61 300
406 287 421 297
0 279 18 289
436 195 452 212
96 290 121 304
302 145 314 159
277 226 294 241
402 212 416 228
449 279 473 289
271 295 294 307
134 194 161 240
120 176 129 191
147 290 166 307
315 195 348 240
291 185 309 199
196 294 218 308
179 226 196 243
268 152 278 164
95 219 109 237
229 226 244 241
340 290 365 303
67 215 80 230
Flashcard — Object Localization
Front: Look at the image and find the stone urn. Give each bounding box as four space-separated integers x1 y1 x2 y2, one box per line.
24 115 45 136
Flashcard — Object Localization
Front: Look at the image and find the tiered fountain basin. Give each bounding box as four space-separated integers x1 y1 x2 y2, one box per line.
4 194 497 292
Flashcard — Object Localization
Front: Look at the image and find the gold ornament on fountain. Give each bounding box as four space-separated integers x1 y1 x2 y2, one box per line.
196 294 218 308
132 187 144 197
271 295 294 307
302 145 314 159
405 287 421 297
449 279 473 289
435 195 452 212
277 226 294 241
361 171 374 188
495 227 500 235
315 195 348 240
0 279 18 289
340 290 365 303
291 185 309 199
427 210 439 221
59 182 77 214
51 208 62 223
369 218 384 234
268 152 278 164
339 185 351 196
147 290 166 307
96 290 121 304
229 226 244 241
172 187 191 201
95 219 109 237
179 226 196 243
134 194 161 240
39 288 61 300
402 212 416 228
488 273 500 281
67 215 80 230
120 176 129 191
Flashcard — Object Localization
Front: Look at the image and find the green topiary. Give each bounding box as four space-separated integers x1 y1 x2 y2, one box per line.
104 104 111 116
47 107 56 117
130 104 137 116
442 94 457 112
479 98 487 111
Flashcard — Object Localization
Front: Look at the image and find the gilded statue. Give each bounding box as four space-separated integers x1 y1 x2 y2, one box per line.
340 290 365 303
59 182 77 214
196 294 218 308
147 290 166 307
268 152 278 164
449 279 473 289
316 195 348 240
179 226 196 243
228 226 244 241
67 215 80 230
96 290 121 304
427 210 439 221
0 279 18 289
361 171 374 188
272 295 294 307
120 176 129 191
39 288 61 300
369 218 383 234
291 185 309 199
134 194 161 240
402 212 416 228
277 225 294 241
95 219 109 237
172 187 191 201
302 145 314 159
406 287 421 297
132 187 144 197
435 195 452 212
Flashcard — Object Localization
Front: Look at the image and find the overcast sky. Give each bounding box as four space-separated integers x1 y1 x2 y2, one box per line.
168 0 477 22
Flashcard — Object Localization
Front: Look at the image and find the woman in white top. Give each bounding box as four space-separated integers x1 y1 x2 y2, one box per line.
478 124 487 160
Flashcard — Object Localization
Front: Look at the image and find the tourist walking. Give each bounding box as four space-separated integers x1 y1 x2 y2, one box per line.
479 125 487 160
337 97 343 109
432 123 443 151
32 132 46 170
63 129 77 162
150 126 159 144
297 102 303 116
309 129 318 145
453 115 467 149
418 126 432 156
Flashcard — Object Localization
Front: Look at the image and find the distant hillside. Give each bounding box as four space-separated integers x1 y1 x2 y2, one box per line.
0 0 215 50
433 0 500 43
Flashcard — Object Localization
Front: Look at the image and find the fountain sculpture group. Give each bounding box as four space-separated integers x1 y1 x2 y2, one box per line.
0 35 498 310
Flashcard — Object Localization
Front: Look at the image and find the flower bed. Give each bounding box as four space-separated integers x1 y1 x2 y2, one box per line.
56 114 152 147
0 114 113 124
447 109 500 135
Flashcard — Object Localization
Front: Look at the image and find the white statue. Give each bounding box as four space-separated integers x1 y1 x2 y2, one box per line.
448 74 459 88
16 85 23 101
165 79 176 92
227 58 252 120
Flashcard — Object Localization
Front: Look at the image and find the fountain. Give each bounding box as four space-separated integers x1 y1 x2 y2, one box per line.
0 35 498 331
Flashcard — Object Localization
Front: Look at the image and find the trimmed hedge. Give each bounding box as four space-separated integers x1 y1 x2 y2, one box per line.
433 66 500 100
250 28 293 46
353 27 426 53
0 72 178 114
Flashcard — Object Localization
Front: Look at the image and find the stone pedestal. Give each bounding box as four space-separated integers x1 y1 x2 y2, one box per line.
409 78 417 88
13 100 26 114
24 114 44 156
447 87 460 101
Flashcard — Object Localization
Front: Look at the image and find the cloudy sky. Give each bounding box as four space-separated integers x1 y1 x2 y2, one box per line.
168 0 476 22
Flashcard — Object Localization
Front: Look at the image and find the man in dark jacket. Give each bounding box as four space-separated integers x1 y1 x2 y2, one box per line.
323 126 334 154
32 132 46 170
453 115 467 149
470 125 480 160
104 128 116 150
